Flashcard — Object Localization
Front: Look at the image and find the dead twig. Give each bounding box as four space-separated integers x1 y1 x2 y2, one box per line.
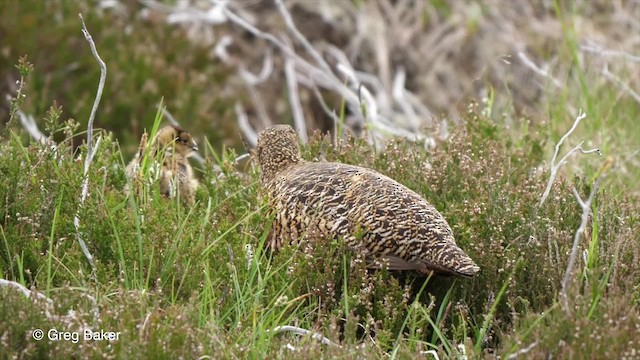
270 325 341 347
284 58 307 143
601 64 640 104
539 109 601 207
507 341 539 360
16 108 48 145
235 102 257 147
560 179 600 313
0 278 99 324
74 13 107 269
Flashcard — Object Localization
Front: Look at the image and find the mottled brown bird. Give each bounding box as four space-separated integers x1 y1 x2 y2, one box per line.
256 125 479 277
126 125 199 205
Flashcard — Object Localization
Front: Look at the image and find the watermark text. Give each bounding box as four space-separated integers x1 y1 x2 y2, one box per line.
32 328 121 343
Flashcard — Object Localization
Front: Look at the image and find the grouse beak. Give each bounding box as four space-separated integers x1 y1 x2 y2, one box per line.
191 141 199 152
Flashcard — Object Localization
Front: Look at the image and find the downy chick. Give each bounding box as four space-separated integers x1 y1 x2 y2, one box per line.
125 125 199 205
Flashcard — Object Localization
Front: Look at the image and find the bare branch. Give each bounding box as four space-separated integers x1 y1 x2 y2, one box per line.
560 179 600 313
74 13 108 269
308 83 341 143
539 109 601 207
16 109 48 145
0 278 99 324
238 53 273 129
235 102 257 147
273 0 333 75
147 1 442 148
270 325 341 347
601 64 640 104
507 341 539 360
234 153 250 163
238 49 273 86
284 58 307 143
213 35 233 64
517 51 563 89
419 350 441 360
0 278 54 306
355 82 380 149
391 68 421 130
580 41 640 63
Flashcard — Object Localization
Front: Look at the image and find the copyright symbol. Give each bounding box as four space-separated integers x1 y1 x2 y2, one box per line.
32 329 44 341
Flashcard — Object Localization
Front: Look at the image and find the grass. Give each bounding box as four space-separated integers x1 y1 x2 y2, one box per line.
1 94 638 357
1 1 639 358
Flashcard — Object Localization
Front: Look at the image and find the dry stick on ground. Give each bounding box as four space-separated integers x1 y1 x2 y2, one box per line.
0 278 54 306
538 109 601 207
560 179 600 314
506 340 539 360
419 350 440 360
269 325 341 348
74 13 107 269
0 278 99 323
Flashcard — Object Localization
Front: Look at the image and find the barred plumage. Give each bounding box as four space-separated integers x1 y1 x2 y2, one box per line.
257 125 479 277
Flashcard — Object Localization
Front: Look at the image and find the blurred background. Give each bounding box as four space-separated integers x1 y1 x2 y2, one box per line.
1 0 638 191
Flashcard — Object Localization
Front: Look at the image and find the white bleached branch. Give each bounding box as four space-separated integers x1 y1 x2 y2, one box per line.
238 49 273 86
507 341 539 360
601 64 640 104
0 278 54 306
392 68 420 130
539 109 601 207
74 13 107 269
235 102 257 147
580 41 640 63
270 325 341 347
517 51 563 89
560 179 600 313
308 83 341 143
273 0 334 75
144 0 440 147
213 34 233 64
284 58 307 143
16 109 48 145
0 278 99 324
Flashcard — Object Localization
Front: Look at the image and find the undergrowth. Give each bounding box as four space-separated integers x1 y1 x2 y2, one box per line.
1 1 638 357
1 94 638 358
